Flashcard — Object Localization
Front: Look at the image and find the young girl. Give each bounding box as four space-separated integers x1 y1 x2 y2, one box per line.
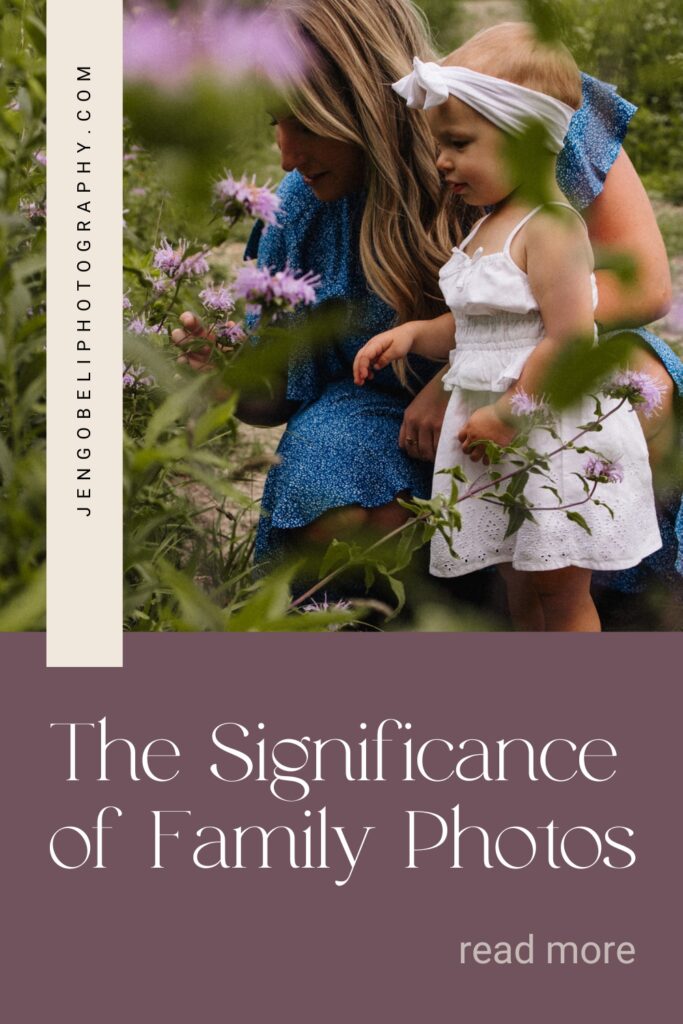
353 22 661 632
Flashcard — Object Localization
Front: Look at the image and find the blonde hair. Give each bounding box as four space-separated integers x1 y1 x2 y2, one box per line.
444 22 582 110
273 0 458 325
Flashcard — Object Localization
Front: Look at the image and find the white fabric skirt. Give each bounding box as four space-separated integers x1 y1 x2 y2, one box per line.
430 387 662 578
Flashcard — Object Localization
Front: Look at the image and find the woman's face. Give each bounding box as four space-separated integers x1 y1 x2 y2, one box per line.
274 116 366 201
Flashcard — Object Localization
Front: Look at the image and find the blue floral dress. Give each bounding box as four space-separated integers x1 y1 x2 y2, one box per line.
246 74 683 586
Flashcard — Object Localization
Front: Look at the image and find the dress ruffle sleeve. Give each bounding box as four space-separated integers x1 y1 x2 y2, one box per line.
557 73 636 209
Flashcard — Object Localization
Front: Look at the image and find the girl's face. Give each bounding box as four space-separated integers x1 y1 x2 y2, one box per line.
427 97 516 207
274 116 366 201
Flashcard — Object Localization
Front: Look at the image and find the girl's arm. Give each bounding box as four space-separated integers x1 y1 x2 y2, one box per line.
585 150 671 329
353 312 454 385
459 210 595 460
507 210 595 400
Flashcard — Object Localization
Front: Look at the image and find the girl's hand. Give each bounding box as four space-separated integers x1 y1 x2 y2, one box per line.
458 404 516 462
353 323 418 385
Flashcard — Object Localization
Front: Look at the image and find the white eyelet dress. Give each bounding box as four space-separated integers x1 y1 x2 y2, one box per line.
430 203 662 578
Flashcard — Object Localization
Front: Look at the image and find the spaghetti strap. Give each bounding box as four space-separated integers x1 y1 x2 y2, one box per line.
502 201 587 255
458 212 492 251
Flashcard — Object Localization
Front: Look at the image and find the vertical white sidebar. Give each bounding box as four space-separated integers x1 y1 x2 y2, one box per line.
47 2 123 666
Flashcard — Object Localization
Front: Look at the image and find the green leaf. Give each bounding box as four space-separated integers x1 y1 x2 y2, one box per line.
157 561 226 631
541 485 563 504
224 565 299 630
0 434 14 485
318 539 354 577
438 464 468 483
572 472 591 494
566 510 592 534
593 248 638 286
0 565 45 631
11 251 45 282
524 0 566 41
543 333 635 410
504 505 535 538
144 375 207 446
193 394 238 447
592 499 615 519
502 121 556 207
382 572 406 616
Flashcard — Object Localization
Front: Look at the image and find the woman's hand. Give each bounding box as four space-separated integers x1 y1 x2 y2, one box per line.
171 310 296 425
458 404 517 462
353 322 419 385
399 367 450 462
171 311 227 372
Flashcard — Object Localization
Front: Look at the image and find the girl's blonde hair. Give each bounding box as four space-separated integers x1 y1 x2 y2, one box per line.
274 0 457 324
444 22 582 110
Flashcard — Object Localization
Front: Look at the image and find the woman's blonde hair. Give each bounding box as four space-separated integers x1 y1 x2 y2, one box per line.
274 0 457 324
444 22 582 110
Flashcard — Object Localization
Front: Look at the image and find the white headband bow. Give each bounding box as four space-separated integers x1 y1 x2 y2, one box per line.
393 57 575 153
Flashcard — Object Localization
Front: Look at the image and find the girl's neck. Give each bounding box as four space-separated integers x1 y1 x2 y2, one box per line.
492 175 565 216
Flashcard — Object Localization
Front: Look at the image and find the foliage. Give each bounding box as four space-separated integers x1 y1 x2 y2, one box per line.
416 0 465 52
0 0 46 629
549 0 683 202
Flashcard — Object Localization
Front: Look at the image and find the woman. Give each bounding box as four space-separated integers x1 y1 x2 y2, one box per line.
175 0 680 606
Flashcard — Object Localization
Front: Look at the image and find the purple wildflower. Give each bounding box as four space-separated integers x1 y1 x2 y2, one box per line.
152 278 171 295
234 266 272 298
214 174 281 227
130 187 147 197
123 363 155 388
126 317 148 335
302 596 352 613
509 388 550 419
250 188 281 226
275 269 319 307
153 239 184 275
180 251 209 277
33 150 47 166
301 596 353 630
216 321 247 345
583 456 625 484
233 264 320 317
6 98 20 112
122 295 132 311
19 199 46 223
199 285 235 314
152 239 209 278
123 5 308 90
606 370 665 418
